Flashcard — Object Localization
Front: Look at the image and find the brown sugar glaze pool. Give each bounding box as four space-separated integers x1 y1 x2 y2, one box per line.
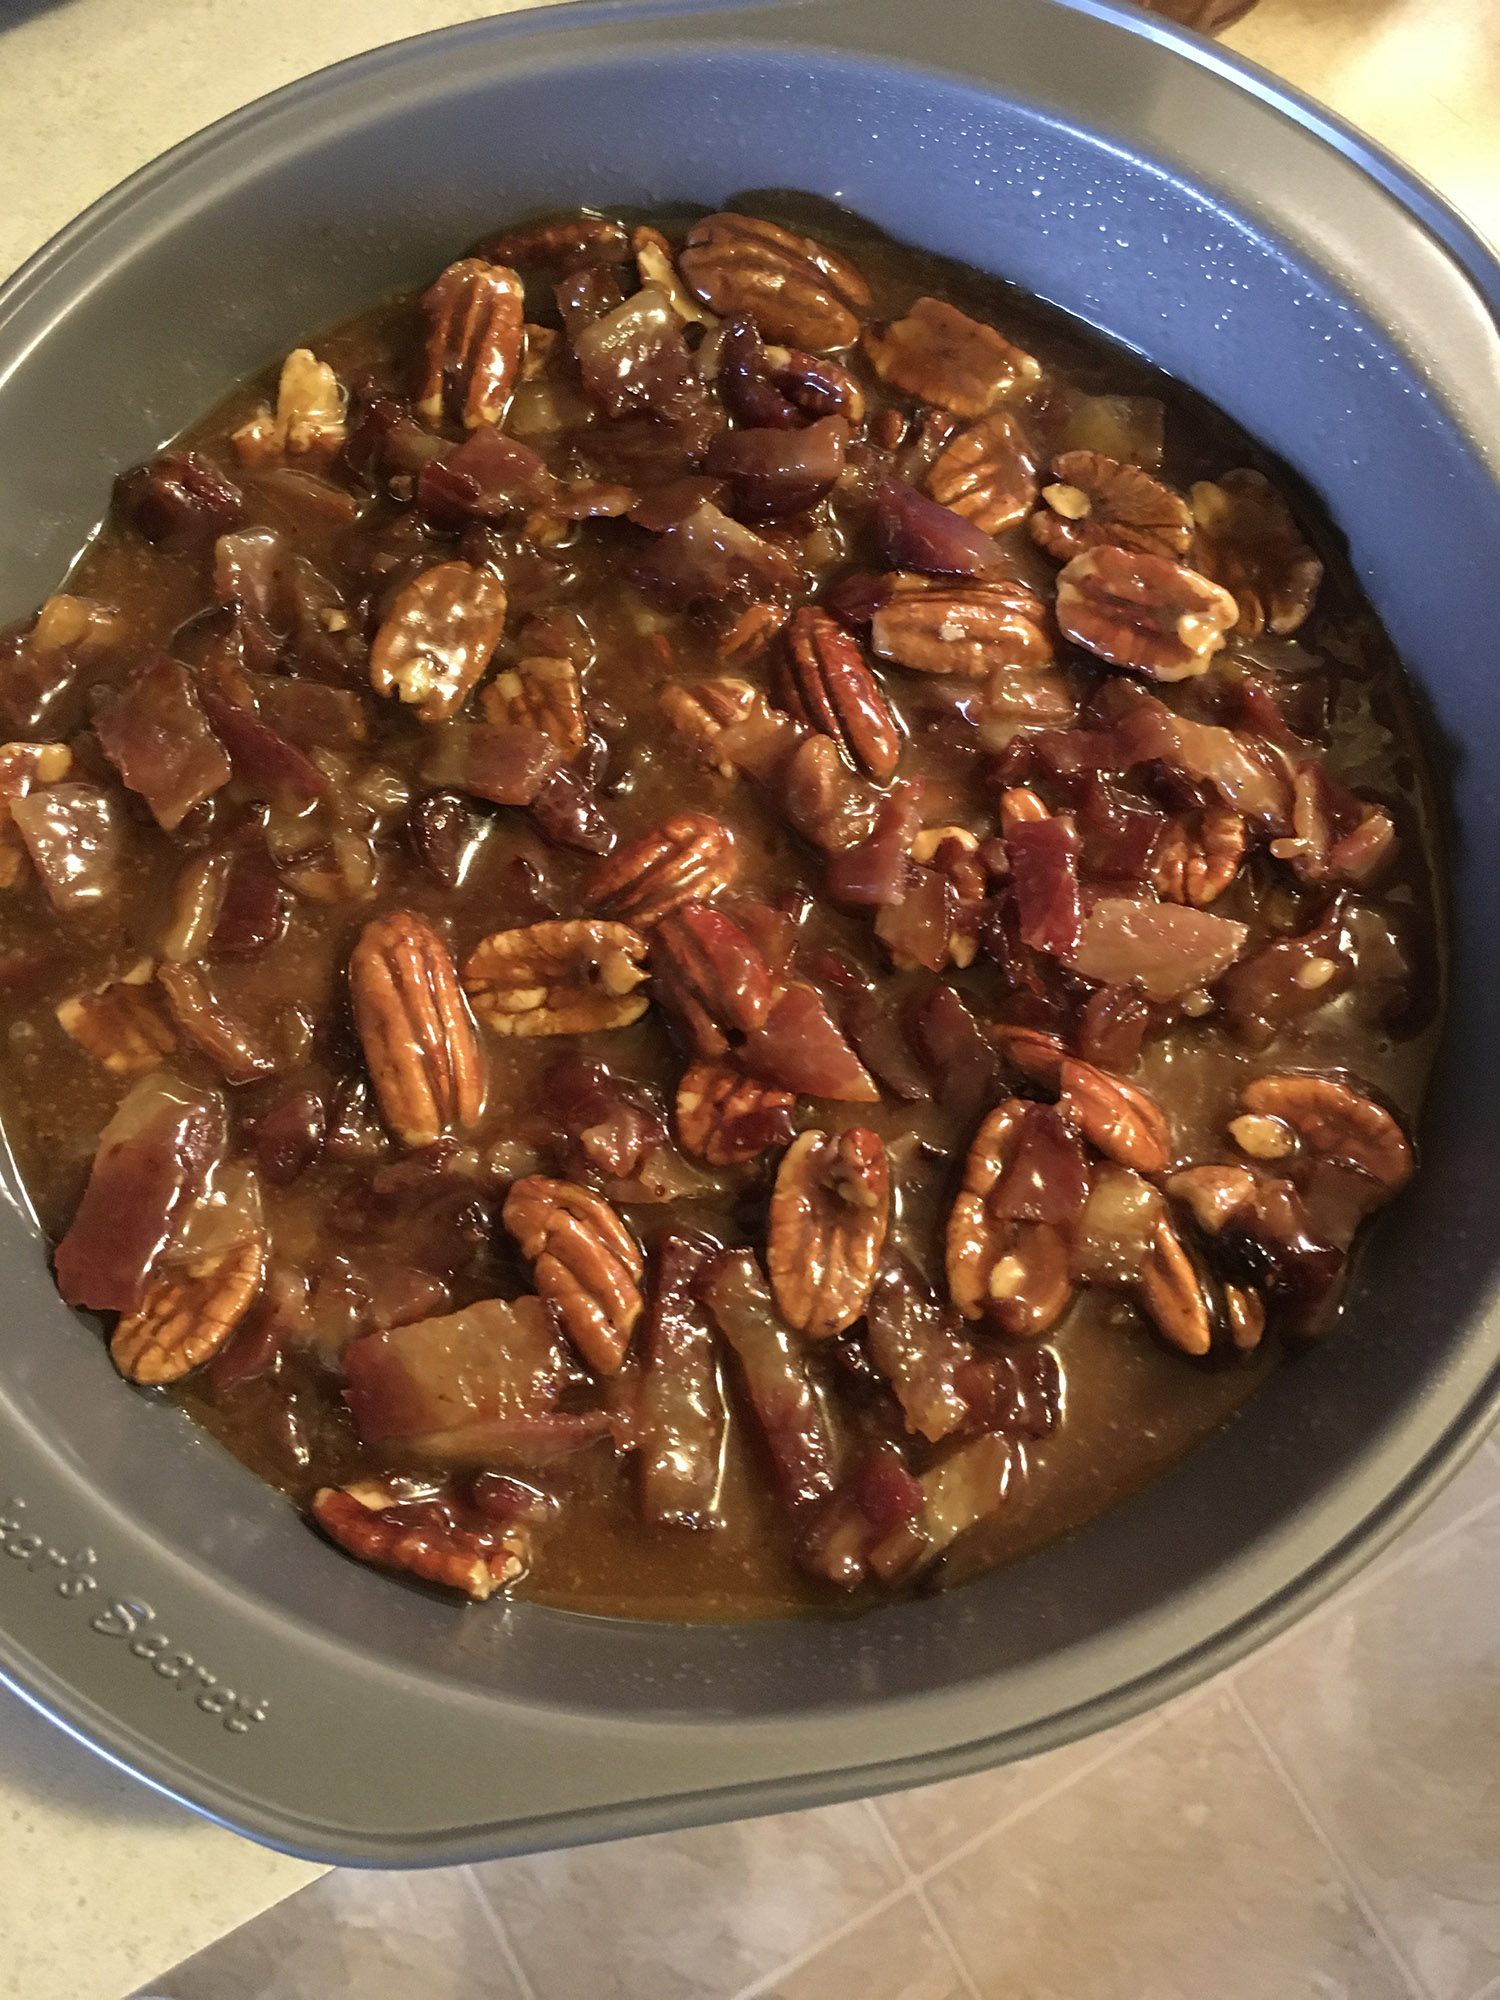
0 200 1442 1619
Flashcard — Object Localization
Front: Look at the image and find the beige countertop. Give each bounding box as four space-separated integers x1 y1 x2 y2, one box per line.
0 2 1494 1997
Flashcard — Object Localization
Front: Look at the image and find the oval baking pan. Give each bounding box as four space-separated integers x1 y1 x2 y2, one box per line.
0 0 1497 1865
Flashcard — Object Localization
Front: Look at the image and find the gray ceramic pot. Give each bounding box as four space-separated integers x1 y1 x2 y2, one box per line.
0 0 1497 1865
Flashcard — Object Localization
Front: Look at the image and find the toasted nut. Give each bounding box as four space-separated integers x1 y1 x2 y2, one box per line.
768 1128 890 1338
111 1235 267 1385
1135 1216 1212 1356
586 813 737 927
650 903 775 1057
716 602 787 671
678 212 870 351
370 562 508 723
418 258 525 429
157 963 278 1085
864 297 1040 417
464 920 650 1037
1153 808 1247 907
871 575 1054 679
927 413 1038 533
1056 544 1239 682
999 787 1051 831
990 1022 1069 1087
658 676 803 782
1030 450 1193 563
1228 1113 1296 1160
761 343 866 425
231 349 346 464
312 1484 526 1601
57 964 176 1075
781 608 902 784
946 1099 1074 1335
350 911 487 1149
502 1175 644 1372
0 741 73 888
632 224 718 327
481 655 586 756
1239 1074 1412 1190
1191 468 1323 637
1225 1284 1267 1352
675 1060 796 1165
481 211 630 270
1060 1058 1172 1175
1163 1163 1259 1235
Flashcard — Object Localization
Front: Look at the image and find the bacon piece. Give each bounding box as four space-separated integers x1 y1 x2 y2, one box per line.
1006 814 1082 956
703 1250 839 1510
1069 898 1248 1003
799 1443 925 1588
94 652 231 830
868 1432 1012 1580
637 1233 726 1529
865 1260 975 1443
12 783 126 914
739 983 879 1102
426 721 562 806
875 478 1003 578
54 1075 226 1314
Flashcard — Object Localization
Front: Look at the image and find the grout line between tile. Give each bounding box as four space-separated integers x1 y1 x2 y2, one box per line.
1227 1683 1431 2000
863 1799 984 2000
730 1876 914 2000
462 1865 541 2000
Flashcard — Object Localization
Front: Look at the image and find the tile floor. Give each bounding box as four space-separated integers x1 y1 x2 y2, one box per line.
134 1434 1500 2000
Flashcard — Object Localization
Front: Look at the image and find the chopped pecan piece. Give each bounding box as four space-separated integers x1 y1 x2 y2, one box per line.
481 655 586 756
111 1233 267 1385
659 676 803 782
1153 808 1247 907
586 812 737 927
677 212 870 351
350 911 487 1148
1225 1284 1267 1352
370 562 507 723
1135 1215 1213 1357
418 258 526 429
926 413 1038 533
716 602 787 671
0 741 71 889
1055 545 1239 681
781 608 902 783
864 297 1040 417
1030 451 1193 563
312 1484 527 1601
675 1060 796 1165
871 575 1054 680
57 962 176 1075
946 1099 1076 1336
464 919 650 1037
157 963 278 1085
502 1174 644 1373
632 224 717 327
651 903 775 1056
231 349 346 464
1191 468 1323 636
768 1127 890 1339
1238 1074 1412 1191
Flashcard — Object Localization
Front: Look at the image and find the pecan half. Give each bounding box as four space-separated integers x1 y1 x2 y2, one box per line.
370 562 508 723
1135 1215 1212 1356
1055 545 1239 681
716 603 788 671
871 575 1054 679
418 258 526 429
926 413 1038 533
231 349 346 464
1152 808 1247 907
675 1060 796 1164
781 608 902 783
677 212 870 352
651 903 774 1056
992 1025 1173 1174
502 1174 644 1372
481 655 586 756
864 297 1040 417
659 677 803 782
1030 451 1193 563
768 1127 890 1339
157 963 278 1085
585 812 737 926
1238 1074 1412 1191
1225 1284 1267 1352
946 1099 1074 1335
350 911 487 1148
56 963 176 1075
464 919 650 1036
312 1484 527 1601
480 211 630 270
111 1234 267 1385
1191 468 1323 636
